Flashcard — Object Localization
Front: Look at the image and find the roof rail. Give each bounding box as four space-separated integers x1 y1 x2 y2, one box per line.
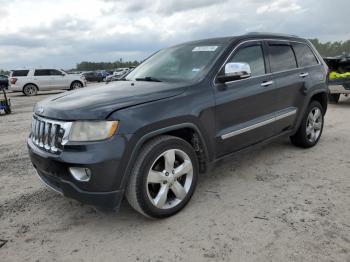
244 32 299 38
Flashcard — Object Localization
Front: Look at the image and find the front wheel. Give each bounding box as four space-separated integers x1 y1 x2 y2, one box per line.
70 81 83 90
290 101 324 148
126 136 199 218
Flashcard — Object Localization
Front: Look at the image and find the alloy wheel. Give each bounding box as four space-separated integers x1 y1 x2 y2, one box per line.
146 149 193 209
306 107 323 143
25 85 36 96
72 82 82 89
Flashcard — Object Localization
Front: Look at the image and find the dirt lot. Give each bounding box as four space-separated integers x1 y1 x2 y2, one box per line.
0 89 349 262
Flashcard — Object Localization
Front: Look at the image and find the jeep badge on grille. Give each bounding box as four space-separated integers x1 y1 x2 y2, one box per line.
37 107 44 114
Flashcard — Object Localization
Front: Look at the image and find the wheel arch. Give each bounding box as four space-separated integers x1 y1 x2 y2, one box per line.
292 89 328 135
120 123 210 190
70 80 83 89
23 83 39 91
310 91 328 114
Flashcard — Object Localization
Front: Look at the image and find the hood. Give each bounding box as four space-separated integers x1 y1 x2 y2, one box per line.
34 81 187 120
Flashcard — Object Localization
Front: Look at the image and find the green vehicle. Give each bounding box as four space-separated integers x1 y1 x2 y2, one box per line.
324 54 350 103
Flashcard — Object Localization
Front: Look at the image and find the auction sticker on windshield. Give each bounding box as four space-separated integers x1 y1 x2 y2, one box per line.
192 46 218 52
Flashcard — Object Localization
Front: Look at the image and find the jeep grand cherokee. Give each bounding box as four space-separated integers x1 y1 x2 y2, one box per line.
28 33 329 218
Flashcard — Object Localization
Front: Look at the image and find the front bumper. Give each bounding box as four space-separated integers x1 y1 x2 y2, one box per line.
28 135 129 209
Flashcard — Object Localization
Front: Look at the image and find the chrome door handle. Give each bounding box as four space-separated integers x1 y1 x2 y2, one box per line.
261 80 274 87
299 72 309 78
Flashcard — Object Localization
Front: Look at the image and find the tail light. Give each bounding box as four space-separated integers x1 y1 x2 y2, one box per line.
10 78 17 84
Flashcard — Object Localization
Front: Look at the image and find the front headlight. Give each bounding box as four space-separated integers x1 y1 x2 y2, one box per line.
69 121 118 142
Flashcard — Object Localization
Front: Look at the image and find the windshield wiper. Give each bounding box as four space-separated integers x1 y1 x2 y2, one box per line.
135 76 163 82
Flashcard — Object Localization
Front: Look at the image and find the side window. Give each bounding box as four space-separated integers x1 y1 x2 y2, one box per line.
50 69 63 75
269 44 297 72
228 45 266 77
12 70 29 77
293 43 319 67
34 70 51 76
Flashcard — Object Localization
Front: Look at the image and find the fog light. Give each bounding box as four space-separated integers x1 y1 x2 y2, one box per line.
69 167 91 182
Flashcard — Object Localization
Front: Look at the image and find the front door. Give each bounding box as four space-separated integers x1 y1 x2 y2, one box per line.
214 41 277 157
49 69 68 89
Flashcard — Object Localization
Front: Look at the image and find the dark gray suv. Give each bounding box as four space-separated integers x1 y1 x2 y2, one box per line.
28 33 329 218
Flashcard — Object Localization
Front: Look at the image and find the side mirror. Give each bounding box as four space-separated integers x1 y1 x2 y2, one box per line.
217 62 251 83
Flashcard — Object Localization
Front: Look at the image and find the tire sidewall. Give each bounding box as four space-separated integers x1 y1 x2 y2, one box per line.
71 81 82 90
135 138 199 218
299 101 324 147
23 85 37 96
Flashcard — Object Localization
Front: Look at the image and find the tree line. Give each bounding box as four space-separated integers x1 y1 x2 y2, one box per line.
309 39 350 57
1 39 350 75
75 60 141 71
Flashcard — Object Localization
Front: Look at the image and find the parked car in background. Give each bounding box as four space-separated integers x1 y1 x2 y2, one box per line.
0 74 9 90
28 33 328 218
100 70 113 80
9 69 86 96
105 68 133 82
82 71 104 82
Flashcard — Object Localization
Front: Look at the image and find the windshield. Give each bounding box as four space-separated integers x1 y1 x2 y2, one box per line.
126 42 224 82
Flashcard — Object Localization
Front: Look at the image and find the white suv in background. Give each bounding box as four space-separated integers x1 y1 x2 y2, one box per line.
9 69 87 96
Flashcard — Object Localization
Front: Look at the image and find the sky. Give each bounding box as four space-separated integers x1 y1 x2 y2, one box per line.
0 0 349 70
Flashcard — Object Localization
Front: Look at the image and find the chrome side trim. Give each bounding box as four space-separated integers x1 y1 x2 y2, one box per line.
221 117 275 140
221 109 297 140
275 110 297 121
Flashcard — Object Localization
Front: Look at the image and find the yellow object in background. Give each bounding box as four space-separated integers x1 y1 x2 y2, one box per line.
329 71 350 80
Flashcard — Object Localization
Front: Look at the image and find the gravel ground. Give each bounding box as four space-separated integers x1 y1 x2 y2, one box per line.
0 89 350 262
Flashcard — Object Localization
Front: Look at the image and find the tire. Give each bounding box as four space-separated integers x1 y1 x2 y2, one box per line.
70 81 83 90
290 101 324 148
329 94 340 104
23 84 38 96
126 135 199 218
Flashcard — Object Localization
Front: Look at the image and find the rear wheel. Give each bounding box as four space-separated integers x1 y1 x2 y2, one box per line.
126 135 198 218
290 101 324 148
23 84 38 96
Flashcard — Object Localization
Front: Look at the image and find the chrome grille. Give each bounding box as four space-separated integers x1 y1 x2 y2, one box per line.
31 115 71 153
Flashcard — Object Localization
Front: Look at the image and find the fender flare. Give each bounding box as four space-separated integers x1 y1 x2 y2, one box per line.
292 88 329 134
119 122 210 190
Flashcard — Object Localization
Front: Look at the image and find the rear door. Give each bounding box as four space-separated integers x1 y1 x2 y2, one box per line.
214 41 277 157
266 41 304 134
292 42 322 93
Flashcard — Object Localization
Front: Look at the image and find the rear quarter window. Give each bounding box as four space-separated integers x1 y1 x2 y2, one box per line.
293 43 319 67
12 70 29 77
268 44 297 73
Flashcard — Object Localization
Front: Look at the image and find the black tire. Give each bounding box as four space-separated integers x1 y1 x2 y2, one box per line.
70 81 83 90
23 84 38 96
126 135 199 218
329 94 340 104
290 101 324 148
